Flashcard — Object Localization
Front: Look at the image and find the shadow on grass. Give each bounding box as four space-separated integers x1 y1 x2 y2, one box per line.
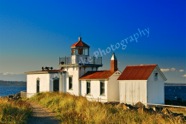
27 116 60 124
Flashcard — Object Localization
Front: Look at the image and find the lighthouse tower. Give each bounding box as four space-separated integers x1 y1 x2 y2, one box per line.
71 37 90 64
59 37 102 95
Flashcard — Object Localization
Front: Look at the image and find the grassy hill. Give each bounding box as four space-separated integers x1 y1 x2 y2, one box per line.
30 92 186 124
1 92 185 123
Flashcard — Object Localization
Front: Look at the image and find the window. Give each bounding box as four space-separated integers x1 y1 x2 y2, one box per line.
69 76 73 90
36 78 40 93
84 48 89 55
78 48 83 55
86 81 91 94
71 49 75 55
154 73 158 81
100 81 105 95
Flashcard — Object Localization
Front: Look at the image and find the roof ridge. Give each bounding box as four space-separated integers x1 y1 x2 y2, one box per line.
126 64 157 67
80 70 114 80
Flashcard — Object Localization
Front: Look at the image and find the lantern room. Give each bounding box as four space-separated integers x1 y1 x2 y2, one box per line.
71 37 89 56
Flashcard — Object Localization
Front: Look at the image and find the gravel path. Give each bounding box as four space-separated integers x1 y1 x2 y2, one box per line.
27 102 61 124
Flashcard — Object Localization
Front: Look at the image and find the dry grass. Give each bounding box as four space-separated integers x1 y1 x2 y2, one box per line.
0 98 32 124
168 107 186 116
30 92 186 124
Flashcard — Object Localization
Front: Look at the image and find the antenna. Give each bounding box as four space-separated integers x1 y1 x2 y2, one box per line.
79 33 82 38
78 33 82 41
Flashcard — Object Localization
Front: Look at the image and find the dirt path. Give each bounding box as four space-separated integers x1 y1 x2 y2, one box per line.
27 102 61 124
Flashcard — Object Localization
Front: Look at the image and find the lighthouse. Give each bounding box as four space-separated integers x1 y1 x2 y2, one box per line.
59 37 102 95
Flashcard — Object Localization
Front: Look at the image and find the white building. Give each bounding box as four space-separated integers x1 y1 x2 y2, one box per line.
118 64 167 105
26 37 166 105
26 69 60 98
58 37 103 96
26 37 120 102
80 53 121 102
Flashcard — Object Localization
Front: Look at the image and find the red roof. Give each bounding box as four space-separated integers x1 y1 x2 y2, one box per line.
118 64 157 80
71 37 90 48
80 70 114 80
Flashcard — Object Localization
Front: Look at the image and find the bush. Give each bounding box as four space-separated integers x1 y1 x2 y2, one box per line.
0 98 32 124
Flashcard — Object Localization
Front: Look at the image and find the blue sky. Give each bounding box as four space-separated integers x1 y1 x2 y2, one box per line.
0 0 185 83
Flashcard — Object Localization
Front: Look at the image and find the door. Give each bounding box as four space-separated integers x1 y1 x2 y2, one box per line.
53 79 59 92
36 79 40 93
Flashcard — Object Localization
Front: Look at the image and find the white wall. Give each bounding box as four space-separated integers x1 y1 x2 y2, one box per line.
147 68 164 104
64 66 98 96
79 66 97 77
107 71 120 102
27 74 50 98
59 72 67 92
64 67 79 96
80 71 120 102
27 73 60 98
81 80 108 102
119 80 147 105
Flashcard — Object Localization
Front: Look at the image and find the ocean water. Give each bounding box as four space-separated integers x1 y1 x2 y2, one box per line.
0 86 26 97
0 85 186 101
165 86 186 101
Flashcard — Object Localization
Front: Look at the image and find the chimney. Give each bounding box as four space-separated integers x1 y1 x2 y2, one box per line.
110 53 118 72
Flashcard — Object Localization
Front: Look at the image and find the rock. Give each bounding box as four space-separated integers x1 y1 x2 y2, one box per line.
146 108 155 114
137 107 144 114
115 104 129 110
13 93 21 100
8 95 14 99
123 104 130 110
8 92 21 100
161 108 172 115
115 104 123 108
125 104 137 111
135 102 145 108
154 107 163 112
172 113 184 117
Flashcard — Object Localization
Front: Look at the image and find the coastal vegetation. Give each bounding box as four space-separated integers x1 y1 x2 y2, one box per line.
30 92 186 124
0 92 185 123
0 98 32 124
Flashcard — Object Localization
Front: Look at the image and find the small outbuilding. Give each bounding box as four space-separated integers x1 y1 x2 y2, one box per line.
118 64 167 105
